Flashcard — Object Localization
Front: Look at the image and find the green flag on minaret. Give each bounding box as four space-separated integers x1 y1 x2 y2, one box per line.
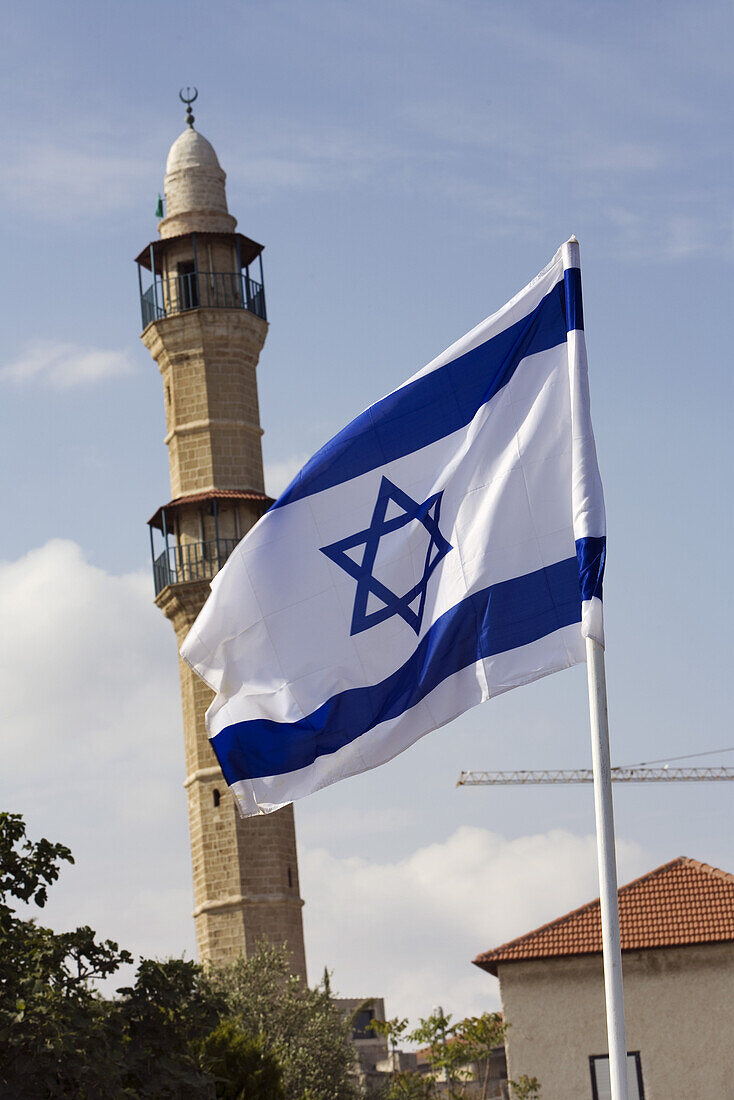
155 193 164 218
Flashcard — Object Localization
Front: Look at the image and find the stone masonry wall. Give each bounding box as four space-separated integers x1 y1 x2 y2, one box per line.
155 564 307 979
145 249 307 978
142 308 267 497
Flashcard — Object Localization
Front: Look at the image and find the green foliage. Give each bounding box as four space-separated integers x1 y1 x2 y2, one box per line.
406 1008 469 1090
116 957 224 1097
0 814 296 1099
454 1012 507 1100
199 1020 284 1099
509 1076 541 1099
0 812 133 1098
0 811 73 913
456 1012 507 1063
377 1008 538 1100
379 1070 438 1098
205 942 359 1100
0 813 538 1100
366 1018 433 1100
368 1014 410 1052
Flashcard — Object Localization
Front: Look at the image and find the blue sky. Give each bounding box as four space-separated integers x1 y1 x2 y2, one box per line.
1 0 732 1019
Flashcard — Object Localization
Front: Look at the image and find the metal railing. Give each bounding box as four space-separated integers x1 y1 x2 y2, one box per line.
141 270 266 328
153 537 239 595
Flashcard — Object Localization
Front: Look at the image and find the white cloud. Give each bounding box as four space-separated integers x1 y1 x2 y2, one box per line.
1 339 135 387
301 826 648 1023
0 540 194 972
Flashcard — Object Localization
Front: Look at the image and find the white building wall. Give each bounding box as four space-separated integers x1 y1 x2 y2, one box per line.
498 942 734 1100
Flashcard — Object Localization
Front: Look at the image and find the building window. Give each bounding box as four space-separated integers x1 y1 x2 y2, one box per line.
351 1007 375 1040
212 788 221 808
590 1052 644 1100
288 866 293 888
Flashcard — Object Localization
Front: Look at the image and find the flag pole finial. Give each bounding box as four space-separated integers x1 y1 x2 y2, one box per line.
179 86 198 129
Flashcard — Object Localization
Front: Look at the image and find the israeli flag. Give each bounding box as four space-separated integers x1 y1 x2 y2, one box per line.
182 239 605 816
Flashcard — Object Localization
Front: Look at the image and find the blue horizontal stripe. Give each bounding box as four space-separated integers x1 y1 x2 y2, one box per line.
274 279 568 510
211 547 593 784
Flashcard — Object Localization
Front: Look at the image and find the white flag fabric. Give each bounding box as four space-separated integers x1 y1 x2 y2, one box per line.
181 239 605 816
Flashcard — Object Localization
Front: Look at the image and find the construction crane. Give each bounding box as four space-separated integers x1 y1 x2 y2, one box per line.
457 766 734 786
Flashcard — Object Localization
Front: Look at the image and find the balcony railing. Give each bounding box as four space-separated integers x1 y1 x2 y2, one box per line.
141 270 266 328
153 537 240 595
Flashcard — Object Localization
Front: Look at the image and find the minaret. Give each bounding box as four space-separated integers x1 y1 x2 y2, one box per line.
136 92 307 977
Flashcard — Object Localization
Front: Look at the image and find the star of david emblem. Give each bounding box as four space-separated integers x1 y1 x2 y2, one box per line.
320 476 453 637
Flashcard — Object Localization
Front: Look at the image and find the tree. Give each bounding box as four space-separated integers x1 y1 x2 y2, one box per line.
199 1020 284 1099
371 1007 540 1100
0 813 281 1099
0 812 132 1098
373 1070 438 1099
116 957 224 1097
368 1014 410 1064
455 1013 508 1100
406 1008 470 1095
366 1018 436 1099
204 942 359 1100
1 812 536 1100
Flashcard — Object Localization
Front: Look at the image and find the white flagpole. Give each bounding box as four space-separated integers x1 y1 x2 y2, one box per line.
562 235 628 1099
586 636 628 1100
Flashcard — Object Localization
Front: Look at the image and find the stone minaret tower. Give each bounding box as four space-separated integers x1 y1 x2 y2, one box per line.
136 95 306 977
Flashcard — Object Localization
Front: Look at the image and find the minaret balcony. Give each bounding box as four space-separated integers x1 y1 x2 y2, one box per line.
135 230 268 332
152 536 239 595
140 269 266 328
147 489 273 597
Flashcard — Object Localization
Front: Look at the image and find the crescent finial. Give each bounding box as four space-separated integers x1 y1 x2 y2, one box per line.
178 86 199 128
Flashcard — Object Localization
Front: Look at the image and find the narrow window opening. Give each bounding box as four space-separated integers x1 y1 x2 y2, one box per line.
177 260 199 310
212 788 221 808
287 866 293 888
199 509 207 562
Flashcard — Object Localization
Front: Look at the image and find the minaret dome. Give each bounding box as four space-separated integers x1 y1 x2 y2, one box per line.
159 125 236 238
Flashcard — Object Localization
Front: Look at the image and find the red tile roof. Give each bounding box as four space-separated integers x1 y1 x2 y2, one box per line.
148 489 273 530
473 857 734 976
